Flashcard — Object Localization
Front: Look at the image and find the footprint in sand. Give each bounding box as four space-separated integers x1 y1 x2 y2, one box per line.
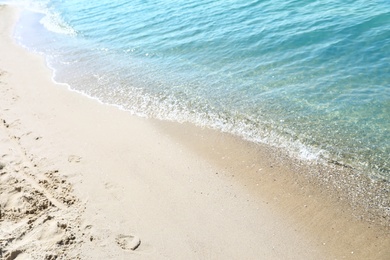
116 234 141 251
68 155 82 163
4 249 25 260
104 182 115 190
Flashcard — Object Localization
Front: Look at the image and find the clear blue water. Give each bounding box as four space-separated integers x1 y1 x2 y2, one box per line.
4 0 390 181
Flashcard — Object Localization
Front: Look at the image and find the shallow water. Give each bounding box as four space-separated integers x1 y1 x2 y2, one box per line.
5 0 390 181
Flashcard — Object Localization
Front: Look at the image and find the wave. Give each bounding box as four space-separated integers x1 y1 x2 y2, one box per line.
2 0 76 35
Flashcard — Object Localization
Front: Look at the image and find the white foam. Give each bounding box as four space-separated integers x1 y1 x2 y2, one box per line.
39 11 77 36
4 0 77 36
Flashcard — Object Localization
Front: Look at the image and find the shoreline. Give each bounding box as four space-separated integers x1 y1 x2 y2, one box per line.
1 4 389 259
155 119 390 226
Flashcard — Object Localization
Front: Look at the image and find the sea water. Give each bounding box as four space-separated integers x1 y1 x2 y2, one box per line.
4 0 390 182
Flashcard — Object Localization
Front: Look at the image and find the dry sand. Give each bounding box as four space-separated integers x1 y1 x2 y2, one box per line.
0 5 389 260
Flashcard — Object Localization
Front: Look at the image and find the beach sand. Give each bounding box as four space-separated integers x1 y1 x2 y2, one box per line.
0 5 389 259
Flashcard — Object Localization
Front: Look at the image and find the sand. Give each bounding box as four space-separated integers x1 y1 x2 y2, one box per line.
0 5 389 260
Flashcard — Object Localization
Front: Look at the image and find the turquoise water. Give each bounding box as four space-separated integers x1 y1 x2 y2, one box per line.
5 0 390 181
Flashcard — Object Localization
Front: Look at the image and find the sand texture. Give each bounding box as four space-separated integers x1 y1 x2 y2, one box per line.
0 5 389 260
